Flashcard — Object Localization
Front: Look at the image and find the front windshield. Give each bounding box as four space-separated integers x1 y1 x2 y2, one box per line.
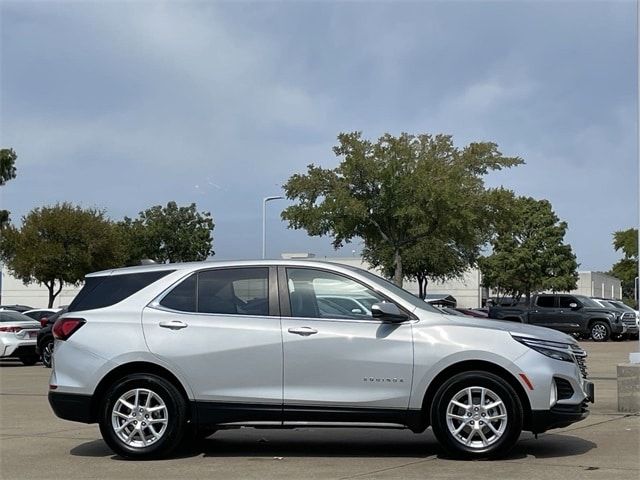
575 295 607 308
347 267 441 313
609 301 634 312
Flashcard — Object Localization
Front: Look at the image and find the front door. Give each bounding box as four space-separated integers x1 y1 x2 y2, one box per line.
556 295 584 333
142 267 283 424
279 267 413 425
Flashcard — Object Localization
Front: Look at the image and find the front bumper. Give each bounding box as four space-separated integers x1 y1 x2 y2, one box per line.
530 401 590 433
48 391 94 423
611 322 627 334
528 380 593 434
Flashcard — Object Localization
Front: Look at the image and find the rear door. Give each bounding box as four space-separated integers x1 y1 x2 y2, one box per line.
528 295 559 328
279 267 413 425
142 267 283 424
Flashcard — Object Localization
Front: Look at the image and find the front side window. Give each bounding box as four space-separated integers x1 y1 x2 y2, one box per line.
286 268 385 319
535 296 556 308
559 296 578 308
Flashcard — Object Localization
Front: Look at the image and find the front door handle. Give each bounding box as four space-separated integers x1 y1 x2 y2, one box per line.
288 326 318 336
159 320 188 330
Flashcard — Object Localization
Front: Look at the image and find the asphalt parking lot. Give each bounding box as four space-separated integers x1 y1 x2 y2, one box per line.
1 341 638 480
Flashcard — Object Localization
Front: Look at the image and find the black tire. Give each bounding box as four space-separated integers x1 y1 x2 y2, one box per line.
590 321 611 342
41 337 54 368
430 371 523 459
611 332 628 342
19 355 39 366
630 333 639 341
99 373 188 459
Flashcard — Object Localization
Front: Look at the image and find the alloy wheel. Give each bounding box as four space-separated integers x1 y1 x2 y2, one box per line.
446 386 508 449
111 388 168 448
42 341 53 367
591 324 607 341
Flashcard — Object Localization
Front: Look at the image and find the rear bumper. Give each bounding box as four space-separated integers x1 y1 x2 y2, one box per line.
48 391 94 424
1 344 37 358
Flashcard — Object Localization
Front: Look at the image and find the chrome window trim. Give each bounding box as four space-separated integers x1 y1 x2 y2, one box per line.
147 266 276 318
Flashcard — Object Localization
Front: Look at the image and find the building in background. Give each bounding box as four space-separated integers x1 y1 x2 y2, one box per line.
313 256 622 308
0 265 81 308
0 257 623 310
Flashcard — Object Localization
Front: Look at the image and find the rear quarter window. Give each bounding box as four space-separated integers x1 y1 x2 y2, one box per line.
68 270 174 312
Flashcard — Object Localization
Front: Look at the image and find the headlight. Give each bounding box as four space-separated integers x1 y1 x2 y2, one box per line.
512 335 574 362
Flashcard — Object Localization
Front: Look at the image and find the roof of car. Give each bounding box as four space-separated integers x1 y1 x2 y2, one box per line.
86 259 366 277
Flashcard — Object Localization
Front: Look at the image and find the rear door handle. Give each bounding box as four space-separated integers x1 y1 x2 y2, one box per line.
159 320 188 330
288 326 318 336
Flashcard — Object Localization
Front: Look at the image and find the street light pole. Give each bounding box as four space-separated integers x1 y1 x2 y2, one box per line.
262 196 284 259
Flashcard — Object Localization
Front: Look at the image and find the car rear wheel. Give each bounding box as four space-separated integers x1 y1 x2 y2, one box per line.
41 338 54 368
430 371 523 459
99 373 188 459
590 321 610 342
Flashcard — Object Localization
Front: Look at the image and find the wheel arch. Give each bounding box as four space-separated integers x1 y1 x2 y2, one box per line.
90 361 194 423
417 360 532 433
587 317 612 329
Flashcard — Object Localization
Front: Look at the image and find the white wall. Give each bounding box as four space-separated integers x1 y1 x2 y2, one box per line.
0 266 81 308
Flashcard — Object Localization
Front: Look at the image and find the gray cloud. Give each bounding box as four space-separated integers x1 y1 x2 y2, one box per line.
1 0 636 268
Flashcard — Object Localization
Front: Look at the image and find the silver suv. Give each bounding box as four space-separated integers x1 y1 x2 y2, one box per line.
49 260 594 459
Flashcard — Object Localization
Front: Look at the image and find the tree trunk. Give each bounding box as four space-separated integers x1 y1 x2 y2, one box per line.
46 280 63 308
417 275 428 299
393 249 403 287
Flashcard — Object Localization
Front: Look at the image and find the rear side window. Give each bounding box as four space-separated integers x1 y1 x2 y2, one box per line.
198 268 269 316
159 274 197 312
68 270 174 312
535 296 556 308
159 268 269 316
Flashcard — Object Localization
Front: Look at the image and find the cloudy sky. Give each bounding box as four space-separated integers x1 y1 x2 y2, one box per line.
1 0 637 270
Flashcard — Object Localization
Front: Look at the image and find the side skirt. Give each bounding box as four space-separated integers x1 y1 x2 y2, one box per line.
192 401 424 431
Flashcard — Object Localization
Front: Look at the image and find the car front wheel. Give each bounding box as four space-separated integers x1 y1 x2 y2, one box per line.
99 373 188 459
430 371 523 459
590 321 610 342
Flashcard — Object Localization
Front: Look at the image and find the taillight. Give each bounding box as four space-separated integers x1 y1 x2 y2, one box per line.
40 317 49 328
52 318 86 340
0 326 23 333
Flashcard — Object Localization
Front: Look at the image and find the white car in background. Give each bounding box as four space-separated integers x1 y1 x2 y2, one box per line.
0 310 41 365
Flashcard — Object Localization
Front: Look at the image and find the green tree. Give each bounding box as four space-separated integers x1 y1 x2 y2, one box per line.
0 203 126 307
120 201 214 264
282 132 522 286
0 148 18 226
610 228 638 306
478 196 579 303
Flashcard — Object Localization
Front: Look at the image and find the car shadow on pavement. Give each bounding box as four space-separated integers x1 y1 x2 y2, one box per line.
69 430 596 461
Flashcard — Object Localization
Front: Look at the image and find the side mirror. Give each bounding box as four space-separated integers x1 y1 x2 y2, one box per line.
371 302 408 323
569 302 580 310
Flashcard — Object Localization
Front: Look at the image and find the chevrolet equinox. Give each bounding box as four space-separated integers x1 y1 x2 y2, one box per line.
49 260 594 459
